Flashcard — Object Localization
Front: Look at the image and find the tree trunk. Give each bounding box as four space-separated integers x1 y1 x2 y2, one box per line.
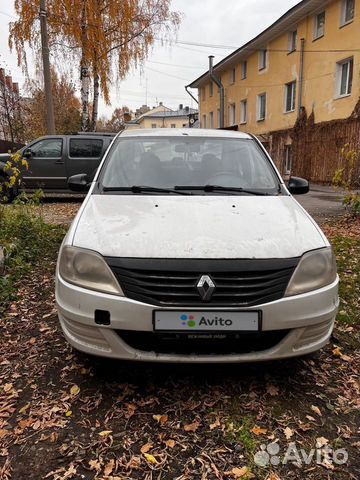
91 71 100 131
80 2 90 132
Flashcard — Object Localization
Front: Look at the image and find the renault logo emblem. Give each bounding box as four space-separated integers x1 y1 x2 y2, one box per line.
197 275 216 301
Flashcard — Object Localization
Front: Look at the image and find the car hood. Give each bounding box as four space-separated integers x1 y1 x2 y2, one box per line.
71 194 327 259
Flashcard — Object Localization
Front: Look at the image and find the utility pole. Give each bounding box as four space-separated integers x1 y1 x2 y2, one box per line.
39 0 56 134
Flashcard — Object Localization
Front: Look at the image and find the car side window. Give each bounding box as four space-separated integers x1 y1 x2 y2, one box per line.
30 139 63 158
69 139 103 158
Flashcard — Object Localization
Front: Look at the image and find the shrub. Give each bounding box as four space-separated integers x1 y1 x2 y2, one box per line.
0 152 29 203
332 144 360 217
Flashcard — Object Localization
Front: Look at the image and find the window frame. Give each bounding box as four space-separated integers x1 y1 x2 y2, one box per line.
257 93 267 122
228 103 236 126
284 81 297 113
229 67 236 85
30 138 63 158
209 111 214 129
341 0 355 26
288 30 297 53
151 124 157 129
336 57 354 97
314 11 326 40
69 138 103 159
202 114 207 129
241 60 247 80
209 81 214 97
240 99 247 124
259 49 268 71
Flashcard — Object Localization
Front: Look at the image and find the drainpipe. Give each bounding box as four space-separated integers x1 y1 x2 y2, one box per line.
185 85 199 105
209 55 224 129
298 38 305 116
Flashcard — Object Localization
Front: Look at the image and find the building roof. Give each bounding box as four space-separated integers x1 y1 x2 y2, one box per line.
119 128 251 139
144 107 198 119
188 0 328 88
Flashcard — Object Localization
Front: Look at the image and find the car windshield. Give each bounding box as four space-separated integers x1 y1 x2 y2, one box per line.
99 136 280 194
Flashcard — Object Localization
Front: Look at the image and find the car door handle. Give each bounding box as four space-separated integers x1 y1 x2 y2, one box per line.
55 160 65 164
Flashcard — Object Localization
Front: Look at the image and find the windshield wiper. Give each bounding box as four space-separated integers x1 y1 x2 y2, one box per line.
174 185 272 196
102 185 192 195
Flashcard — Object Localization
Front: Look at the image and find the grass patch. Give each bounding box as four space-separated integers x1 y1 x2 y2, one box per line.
0 204 66 316
332 236 359 328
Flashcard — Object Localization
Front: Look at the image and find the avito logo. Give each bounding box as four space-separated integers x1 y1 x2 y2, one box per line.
180 314 196 327
199 316 233 327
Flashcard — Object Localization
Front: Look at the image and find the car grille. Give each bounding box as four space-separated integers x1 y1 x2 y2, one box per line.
116 330 290 355
105 258 299 307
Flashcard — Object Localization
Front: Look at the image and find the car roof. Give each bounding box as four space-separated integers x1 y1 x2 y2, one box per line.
120 128 252 139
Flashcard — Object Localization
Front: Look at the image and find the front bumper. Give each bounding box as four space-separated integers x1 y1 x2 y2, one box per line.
56 274 339 363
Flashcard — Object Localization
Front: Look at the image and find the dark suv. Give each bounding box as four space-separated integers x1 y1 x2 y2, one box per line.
0 132 115 194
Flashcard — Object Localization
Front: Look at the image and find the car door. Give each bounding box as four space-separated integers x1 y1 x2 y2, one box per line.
22 137 66 190
66 137 104 181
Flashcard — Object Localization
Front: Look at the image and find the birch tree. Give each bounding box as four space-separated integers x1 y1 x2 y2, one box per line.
9 0 181 131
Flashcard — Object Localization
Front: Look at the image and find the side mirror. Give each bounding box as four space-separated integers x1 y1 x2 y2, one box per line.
288 176 309 195
68 173 89 192
23 149 32 159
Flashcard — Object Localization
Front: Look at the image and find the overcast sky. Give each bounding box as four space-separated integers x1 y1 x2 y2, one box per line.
0 0 300 118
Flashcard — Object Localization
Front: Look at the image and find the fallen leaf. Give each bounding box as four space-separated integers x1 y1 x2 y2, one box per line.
266 384 279 396
284 427 294 439
99 430 112 437
104 459 115 476
70 385 80 396
153 414 168 425
316 436 329 447
332 346 342 357
19 403 30 414
140 443 153 454
184 421 200 432
251 426 267 436
311 405 322 417
209 417 221 430
143 453 158 464
65 411 72 417
228 466 252 478
165 439 176 448
89 459 102 472
3 384 13 393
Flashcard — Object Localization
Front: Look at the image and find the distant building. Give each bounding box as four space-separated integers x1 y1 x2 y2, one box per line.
0 67 20 143
126 103 199 129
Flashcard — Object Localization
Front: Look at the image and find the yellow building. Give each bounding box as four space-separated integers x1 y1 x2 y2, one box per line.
188 0 359 182
189 0 359 132
126 104 198 129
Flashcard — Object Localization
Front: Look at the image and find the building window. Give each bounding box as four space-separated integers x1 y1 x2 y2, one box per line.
209 81 213 97
259 49 267 70
202 114 207 128
171 124 176 128
228 103 236 126
284 146 292 175
285 81 296 112
288 30 297 52
337 57 353 96
151 124 157 128
217 109 220 127
241 61 247 80
341 0 355 25
257 93 266 121
229 68 236 84
314 11 325 39
240 100 247 124
182 123 187 128
209 111 214 129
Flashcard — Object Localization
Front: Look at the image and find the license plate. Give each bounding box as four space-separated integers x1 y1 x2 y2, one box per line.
153 310 261 332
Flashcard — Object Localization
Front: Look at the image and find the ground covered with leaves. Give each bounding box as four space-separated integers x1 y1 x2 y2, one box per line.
0 206 359 480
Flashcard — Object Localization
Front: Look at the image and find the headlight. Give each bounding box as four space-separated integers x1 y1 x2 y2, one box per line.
285 247 337 296
58 246 123 295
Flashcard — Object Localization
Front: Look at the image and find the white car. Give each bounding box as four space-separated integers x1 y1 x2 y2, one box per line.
56 129 339 363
